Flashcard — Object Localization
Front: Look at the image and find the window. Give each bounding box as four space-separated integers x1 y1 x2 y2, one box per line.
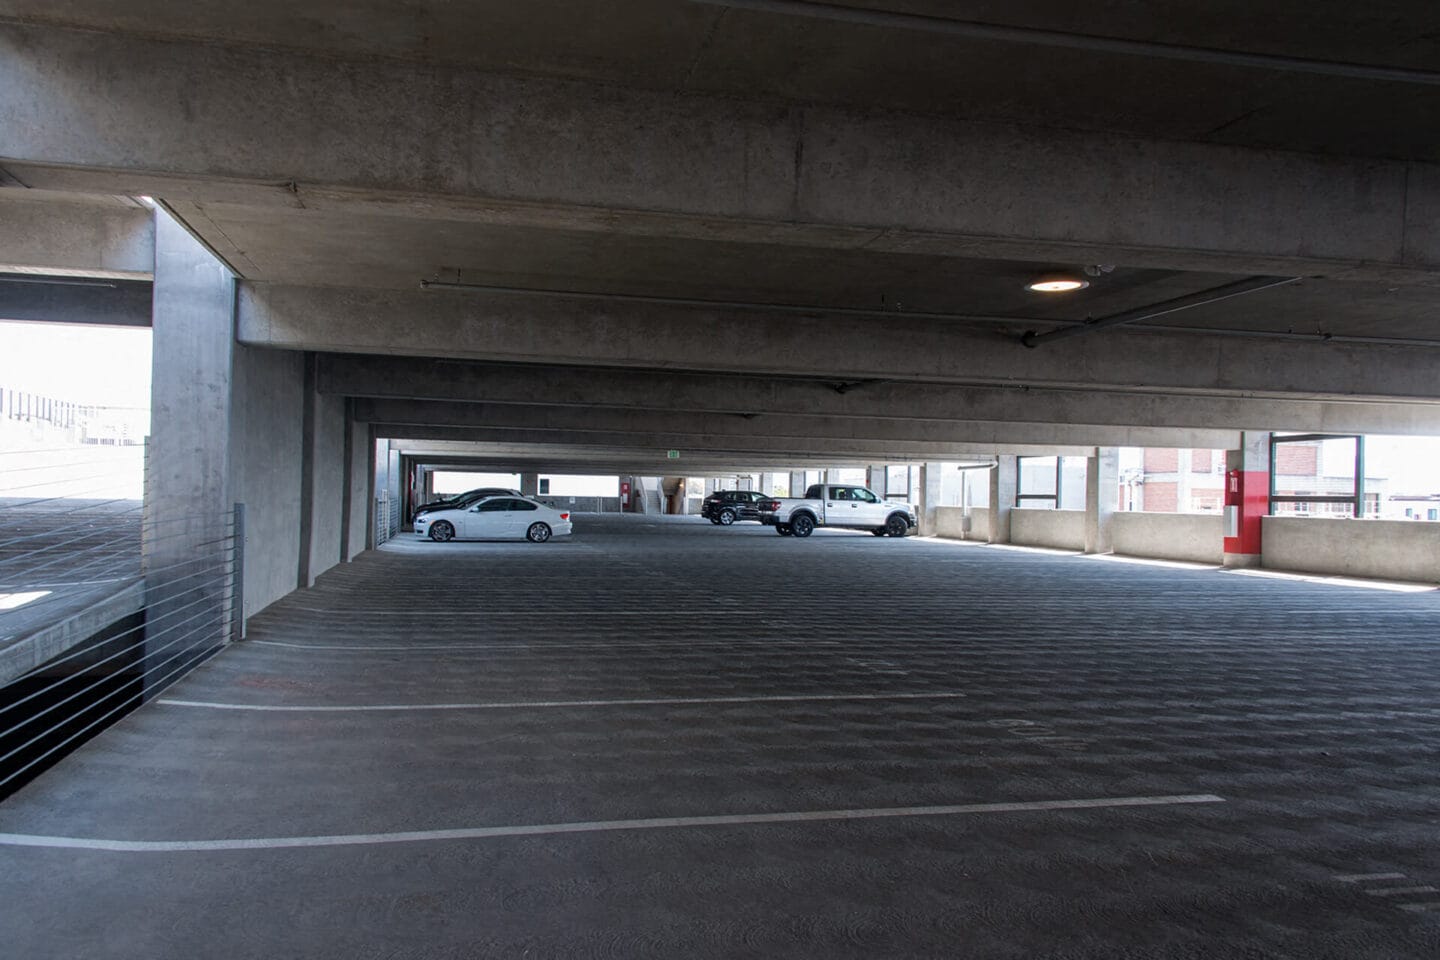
539 478 551 495
515 500 538 511
853 488 878 503
831 487 851 501
478 499 508 512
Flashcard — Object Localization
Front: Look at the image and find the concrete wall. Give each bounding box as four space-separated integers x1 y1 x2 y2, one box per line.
1010 509 1086 551
933 506 969 539
1262 517 1440 583
306 390 346 584
344 417 369 561
229 344 305 619
968 509 993 542
1112 512 1225 565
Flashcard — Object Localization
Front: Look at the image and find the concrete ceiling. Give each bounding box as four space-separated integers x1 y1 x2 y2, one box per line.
5 2 1440 473
4 0 1439 161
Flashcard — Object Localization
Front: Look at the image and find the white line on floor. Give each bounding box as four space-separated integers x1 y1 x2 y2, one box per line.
1367 886 1439 897
0 793 1224 853
1399 902 1440 913
1334 872 1409 882
247 638 844 652
155 691 969 712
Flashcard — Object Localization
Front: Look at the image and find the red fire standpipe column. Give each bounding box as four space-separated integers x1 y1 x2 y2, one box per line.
1222 432 1270 568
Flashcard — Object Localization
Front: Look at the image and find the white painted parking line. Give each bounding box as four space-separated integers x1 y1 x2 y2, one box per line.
156 691 969 712
1367 886 1440 897
1334 873 1408 882
1398 902 1440 913
249 638 845 652
0 793 1224 853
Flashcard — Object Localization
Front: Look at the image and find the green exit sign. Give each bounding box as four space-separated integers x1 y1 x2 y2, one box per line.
666 450 680 459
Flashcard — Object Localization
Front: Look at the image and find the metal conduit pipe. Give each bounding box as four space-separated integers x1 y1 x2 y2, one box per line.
1021 276 1304 348
688 0 1440 87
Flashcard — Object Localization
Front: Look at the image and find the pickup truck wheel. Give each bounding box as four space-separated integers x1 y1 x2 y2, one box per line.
718 508 736 525
871 528 887 536
790 514 815 537
776 524 793 536
885 514 909 537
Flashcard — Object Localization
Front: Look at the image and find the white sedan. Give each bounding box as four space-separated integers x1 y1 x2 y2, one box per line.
412 496 573 543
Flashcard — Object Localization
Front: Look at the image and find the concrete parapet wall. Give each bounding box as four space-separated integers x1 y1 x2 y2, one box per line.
1010 509 1085 551
1112 512 1225 565
968 510 994 542
933 506 968 539
1262 517 1440 583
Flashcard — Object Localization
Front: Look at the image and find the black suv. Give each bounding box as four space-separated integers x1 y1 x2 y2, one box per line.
701 490 769 525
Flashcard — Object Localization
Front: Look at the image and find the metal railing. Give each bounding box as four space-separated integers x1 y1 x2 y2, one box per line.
0 447 244 796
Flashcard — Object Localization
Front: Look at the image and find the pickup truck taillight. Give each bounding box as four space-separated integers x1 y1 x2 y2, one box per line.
759 500 780 511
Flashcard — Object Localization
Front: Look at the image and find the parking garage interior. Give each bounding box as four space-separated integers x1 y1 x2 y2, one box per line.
4 2 1440 957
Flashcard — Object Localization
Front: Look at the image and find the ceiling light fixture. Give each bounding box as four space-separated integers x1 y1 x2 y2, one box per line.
1026 276 1089 293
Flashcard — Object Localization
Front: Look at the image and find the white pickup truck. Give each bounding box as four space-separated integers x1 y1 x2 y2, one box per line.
758 484 917 538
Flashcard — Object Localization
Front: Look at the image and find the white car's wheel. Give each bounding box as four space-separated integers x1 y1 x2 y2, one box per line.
429 520 455 542
526 522 552 543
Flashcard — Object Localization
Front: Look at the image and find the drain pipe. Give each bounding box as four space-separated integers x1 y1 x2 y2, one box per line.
1021 276 1303 349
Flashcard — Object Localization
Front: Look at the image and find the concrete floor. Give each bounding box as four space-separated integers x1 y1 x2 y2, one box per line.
2 514 1439 958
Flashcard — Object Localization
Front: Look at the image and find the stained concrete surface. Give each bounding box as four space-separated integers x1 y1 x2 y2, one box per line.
1 514 1439 958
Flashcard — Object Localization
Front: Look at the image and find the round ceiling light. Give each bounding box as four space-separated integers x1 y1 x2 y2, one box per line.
1026 276 1090 293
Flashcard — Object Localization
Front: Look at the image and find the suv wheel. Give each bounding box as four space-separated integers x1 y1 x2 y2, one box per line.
791 514 815 538
718 508 737 525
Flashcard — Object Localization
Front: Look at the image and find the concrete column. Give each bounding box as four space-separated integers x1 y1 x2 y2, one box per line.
1085 447 1119 554
918 462 943 536
1176 447 1194 514
520 473 539 496
341 411 369 561
867 464 887 496
790 471 806 498
145 209 235 690
988 456 1018 544
1223 432 1271 568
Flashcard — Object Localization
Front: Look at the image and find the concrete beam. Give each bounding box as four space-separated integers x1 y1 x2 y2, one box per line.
352 397 1240 450
255 283 1440 406
378 424 1096 463
318 354 1440 436
0 191 154 280
0 276 151 326
3 22 1438 281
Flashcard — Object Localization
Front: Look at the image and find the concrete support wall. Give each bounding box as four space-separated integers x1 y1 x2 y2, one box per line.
1262 518 1440 583
1010 509 1087 551
1111 513 1226 565
145 210 235 685
1085 447 1119 554
228 344 305 618
343 414 369 562
305 385 346 586
986 456 1017 544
